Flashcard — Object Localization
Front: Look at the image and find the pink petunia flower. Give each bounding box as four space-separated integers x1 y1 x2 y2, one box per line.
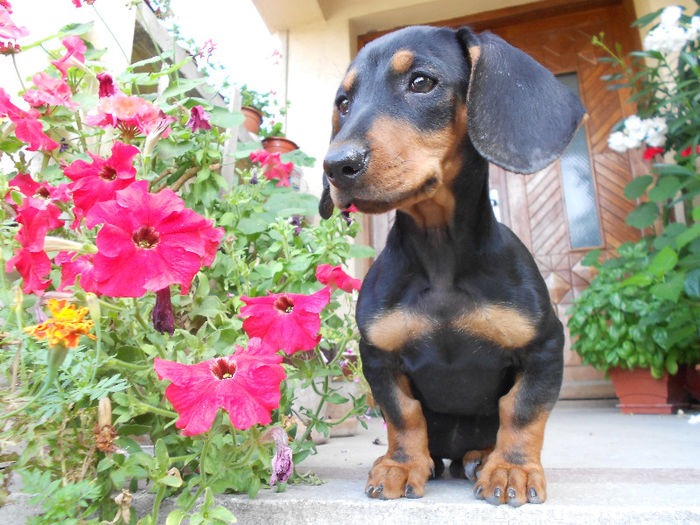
6 173 70 207
85 180 224 297
315 264 361 293
186 105 211 132
239 286 331 354
154 338 286 436
96 72 116 98
0 88 59 151
0 5 28 41
51 35 86 78
54 251 97 293
249 150 294 187
13 196 64 252
86 92 173 140
5 248 51 295
63 140 139 225
23 72 78 110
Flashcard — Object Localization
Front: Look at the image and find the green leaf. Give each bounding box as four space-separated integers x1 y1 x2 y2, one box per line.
648 176 681 202
580 248 601 267
348 244 375 258
676 224 700 250
650 272 685 302
155 439 169 472
71 93 98 112
626 202 659 229
624 175 653 199
158 472 183 488
209 506 237 523
59 21 94 36
684 269 700 298
166 510 187 525
209 107 244 129
648 246 678 275
161 78 209 99
0 136 24 154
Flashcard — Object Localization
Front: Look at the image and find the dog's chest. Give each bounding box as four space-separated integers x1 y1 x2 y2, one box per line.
364 277 536 354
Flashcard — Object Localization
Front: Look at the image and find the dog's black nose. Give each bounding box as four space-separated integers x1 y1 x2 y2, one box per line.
323 144 368 187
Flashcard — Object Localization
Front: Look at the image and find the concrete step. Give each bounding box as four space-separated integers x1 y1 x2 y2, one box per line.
3 401 700 524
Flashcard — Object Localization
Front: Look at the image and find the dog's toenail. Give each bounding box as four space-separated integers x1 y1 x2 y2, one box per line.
475 485 483 498
493 487 502 499
507 488 516 499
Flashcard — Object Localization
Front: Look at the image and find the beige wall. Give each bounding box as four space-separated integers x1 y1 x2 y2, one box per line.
262 0 694 198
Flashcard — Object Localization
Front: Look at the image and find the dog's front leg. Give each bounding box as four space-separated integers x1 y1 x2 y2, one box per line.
360 339 433 499
472 335 564 506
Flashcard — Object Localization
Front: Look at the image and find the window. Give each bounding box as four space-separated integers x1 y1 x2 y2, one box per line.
557 73 602 249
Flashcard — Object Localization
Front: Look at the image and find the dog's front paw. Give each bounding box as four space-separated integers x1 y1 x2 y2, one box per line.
365 453 433 499
473 453 546 506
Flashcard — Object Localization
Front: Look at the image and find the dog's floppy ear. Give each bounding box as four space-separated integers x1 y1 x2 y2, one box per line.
458 27 585 174
319 172 335 219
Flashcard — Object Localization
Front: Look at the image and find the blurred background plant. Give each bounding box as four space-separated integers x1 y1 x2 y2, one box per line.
568 4 700 379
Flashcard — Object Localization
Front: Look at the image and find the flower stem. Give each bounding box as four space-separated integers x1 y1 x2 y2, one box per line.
11 54 26 92
105 357 151 371
91 4 130 66
150 483 167 524
136 401 178 419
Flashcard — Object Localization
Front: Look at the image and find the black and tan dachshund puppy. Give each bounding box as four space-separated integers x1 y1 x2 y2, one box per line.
319 25 584 506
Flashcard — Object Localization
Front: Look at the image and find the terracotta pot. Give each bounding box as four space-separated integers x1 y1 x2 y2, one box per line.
262 136 298 154
608 367 688 414
241 106 263 134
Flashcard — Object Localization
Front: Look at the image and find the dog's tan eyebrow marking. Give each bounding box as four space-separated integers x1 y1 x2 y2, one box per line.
366 309 436 351
451 304 536 349
342 68 358 92
391 49 415 74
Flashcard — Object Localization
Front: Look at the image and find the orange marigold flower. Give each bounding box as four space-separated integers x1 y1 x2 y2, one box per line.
24 299 96 348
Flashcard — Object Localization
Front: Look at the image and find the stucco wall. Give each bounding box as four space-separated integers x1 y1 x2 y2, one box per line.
276 0 694 199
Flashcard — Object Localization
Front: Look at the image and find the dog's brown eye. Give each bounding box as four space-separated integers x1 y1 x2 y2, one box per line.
337 97 350 115
409 75 436 93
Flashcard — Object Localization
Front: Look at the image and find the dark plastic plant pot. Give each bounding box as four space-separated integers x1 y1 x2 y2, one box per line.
608 367 688 414
262 137 298 154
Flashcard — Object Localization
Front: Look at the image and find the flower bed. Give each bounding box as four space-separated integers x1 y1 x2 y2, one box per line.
0 2 372 523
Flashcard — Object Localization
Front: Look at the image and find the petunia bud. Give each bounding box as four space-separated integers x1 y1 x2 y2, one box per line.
152 287 175 335
264 427 294 486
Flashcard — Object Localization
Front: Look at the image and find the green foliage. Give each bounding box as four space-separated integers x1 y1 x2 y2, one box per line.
568 241 700 378
569 6 700 377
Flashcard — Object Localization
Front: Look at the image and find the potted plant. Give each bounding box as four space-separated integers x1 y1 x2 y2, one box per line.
239 83 270 134
568 242 699 413
260 121 298 153
567 5 700 414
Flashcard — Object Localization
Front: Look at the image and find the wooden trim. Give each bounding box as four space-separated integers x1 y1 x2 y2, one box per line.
358 0 640 50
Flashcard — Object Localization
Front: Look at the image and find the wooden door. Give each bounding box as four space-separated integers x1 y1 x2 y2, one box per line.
358 1 643 398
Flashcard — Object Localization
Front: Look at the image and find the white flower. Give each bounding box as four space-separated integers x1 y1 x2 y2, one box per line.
608 131 631 152
645 117 668 147
608 116 668 152
644 24 690 53
624 115 648 143
689 16 700 40
659 5 682 27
